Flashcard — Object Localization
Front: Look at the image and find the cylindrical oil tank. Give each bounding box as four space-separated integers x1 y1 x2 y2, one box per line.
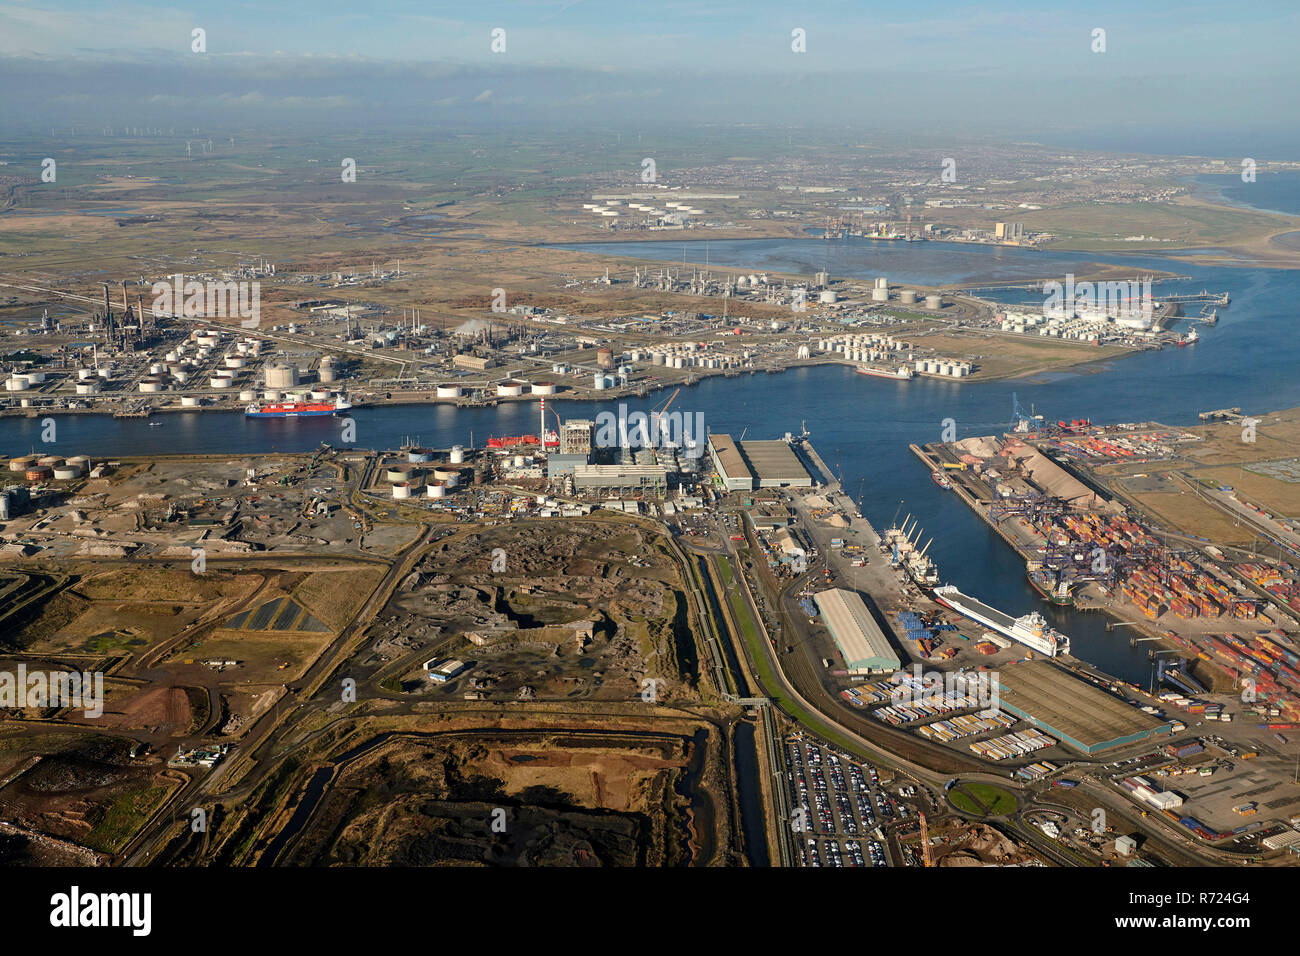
435 384 462 399
181 395 201 406
240 389 256 402
408 447 435 464
496 381 525 397
449 445 465 465
68 456 90 472
392 482 411 500
317 363 338 384
76 381 100 395
209 375 233 388
37 456 64 468
139 378 165 392
872 287 889 302
5 377 29 392
78 368 95 381
224 356 245 369
426 481 446 498
531 381 558 396
433 468 460 488
925 294 943 310
9 455 36 472
24 370 46 383
386 466 416 483
264 363 299 389
899 290 918 305
25 465 53 482
52 465 81 480
593 374 608 390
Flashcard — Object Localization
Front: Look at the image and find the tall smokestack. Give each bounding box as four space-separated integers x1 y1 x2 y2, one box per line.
121 281 129 314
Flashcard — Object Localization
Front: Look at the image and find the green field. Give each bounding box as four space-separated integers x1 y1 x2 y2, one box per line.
949 781 1018 817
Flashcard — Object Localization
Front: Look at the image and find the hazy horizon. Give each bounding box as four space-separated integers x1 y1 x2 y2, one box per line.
2 0 1298 158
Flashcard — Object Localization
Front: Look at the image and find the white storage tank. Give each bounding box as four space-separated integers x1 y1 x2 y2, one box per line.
593 373 608 390
77 368 95 381
52 466 81 480
531 381 558 396
139 378 164 393
264 363 299 389
496 381 526 398
224 356 245 369
449 445 466 465
181 395 201 407
209 375 233 388
75 381 100 395
426 481 446 498
392 482 412 500
435 384 462 399
240 389 256 401
5 377 29 391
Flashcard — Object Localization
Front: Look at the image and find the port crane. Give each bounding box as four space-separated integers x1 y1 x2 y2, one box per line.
650 387 680 427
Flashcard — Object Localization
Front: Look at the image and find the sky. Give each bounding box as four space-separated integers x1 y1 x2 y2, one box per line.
2 0 1298 155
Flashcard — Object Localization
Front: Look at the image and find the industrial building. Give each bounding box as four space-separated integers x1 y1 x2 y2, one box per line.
709 434 813 491
813 588 900 674
424 658 469 682
560 419 594 457
573 463 668 492
994 660 1175 754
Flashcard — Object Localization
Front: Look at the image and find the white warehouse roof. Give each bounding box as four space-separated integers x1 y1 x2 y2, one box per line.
814 588 900 673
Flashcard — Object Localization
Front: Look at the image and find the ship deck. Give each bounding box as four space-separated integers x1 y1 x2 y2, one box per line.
941 588 1017 631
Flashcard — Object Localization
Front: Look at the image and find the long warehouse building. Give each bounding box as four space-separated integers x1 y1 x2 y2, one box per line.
814 588 900 674
709 434 813 491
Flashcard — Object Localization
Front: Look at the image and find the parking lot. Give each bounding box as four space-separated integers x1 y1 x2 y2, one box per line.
786 735 896 867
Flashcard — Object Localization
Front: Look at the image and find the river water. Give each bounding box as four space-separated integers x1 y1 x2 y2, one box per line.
7 226 1300 686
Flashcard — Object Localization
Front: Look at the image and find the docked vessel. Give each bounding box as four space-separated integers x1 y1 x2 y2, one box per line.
856 364 914 381
486 432 560 449
932 585 1071 657
1028 566 1075 606
881 516 940 589
1177 328 1199 347
245 396 352 418
931 470 952 490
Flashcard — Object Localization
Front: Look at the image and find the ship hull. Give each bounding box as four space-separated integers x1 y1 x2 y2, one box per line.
245 408 340 418
855 366 913 380
1028 569 1075 606
933 585 1069 657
